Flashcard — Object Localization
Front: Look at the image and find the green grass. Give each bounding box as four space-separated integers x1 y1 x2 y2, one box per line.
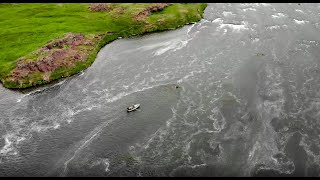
0 3 207 88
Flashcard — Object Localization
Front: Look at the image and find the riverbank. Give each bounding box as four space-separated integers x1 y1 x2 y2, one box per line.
0 3 207 89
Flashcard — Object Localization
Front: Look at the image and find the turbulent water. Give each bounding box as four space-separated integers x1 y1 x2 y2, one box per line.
1 3 320 176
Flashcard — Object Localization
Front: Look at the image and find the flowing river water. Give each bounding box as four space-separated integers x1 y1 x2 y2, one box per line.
1 3 320 176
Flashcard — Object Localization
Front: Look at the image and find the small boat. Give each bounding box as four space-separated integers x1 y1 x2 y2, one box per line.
127 104 140 112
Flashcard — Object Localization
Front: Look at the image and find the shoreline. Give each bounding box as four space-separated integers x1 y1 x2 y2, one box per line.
0 3 207 89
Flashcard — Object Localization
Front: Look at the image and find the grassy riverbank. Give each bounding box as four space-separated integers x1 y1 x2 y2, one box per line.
0 3 207 89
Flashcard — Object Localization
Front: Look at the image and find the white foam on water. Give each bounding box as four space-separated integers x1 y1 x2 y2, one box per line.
133 73 141 79
122 85 129 89
63 104 99 124
2 105 81 157
53 123 60 130
78 71 85 76
253 3 271 7
17 95 26 103
31 124 50 133
227 92 242 104
154 38 187 56
105 91 128 103
177 71 195 83
260 3 271 6
140 41 172 52
0 135 15 155
239 3 254 7
16 90 40 102
299 136 320 164
3 100 102 158
142 126 168 150
198 25 208 30
151 27 199 56
222 11 235 17
222 29 228 35
218 23 249 33
66 107 75 117
248 141 260 160
55 79 67 86
187 23 196 35
294 19 309 24
149 77 156 82
16 79 67 103
103 158 110 172
214 18 249 33
190 163 207 169
271 13 286 18
267 25 281 30
105 83 168 104
254 161 295 175
243 8 257 12
174 40 190 52
295 9 304 13
212 18 223 24
208 107 226 133
252 38 259 43
263 91 284 118
90 159 101 168
62 118 115 175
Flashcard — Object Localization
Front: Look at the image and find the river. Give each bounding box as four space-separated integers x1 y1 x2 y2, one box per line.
1 3 320 176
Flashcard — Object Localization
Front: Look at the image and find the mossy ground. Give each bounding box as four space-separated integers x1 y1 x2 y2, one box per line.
0 3 207 89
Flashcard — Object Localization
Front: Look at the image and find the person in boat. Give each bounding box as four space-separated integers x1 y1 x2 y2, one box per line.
127 104 136 111
127 105 134 110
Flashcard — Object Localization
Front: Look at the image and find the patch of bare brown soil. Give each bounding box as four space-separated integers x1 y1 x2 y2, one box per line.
134 3 174 22
112 6 125 15
6 33 105 83
88 3 113 12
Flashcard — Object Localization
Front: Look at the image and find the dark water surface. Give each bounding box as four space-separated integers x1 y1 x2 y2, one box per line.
1 3 320 176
